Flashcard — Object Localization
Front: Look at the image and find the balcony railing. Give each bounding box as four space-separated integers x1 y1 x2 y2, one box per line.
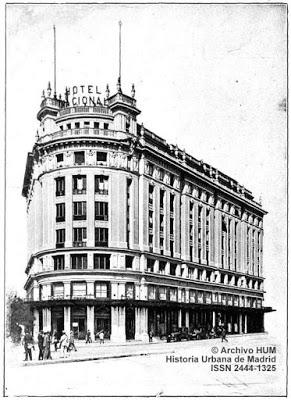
73 189 86 195
38 128 133 144
73 215 87 221
95 241 108 247
95 189 109 195
56 242 65 248
73 241 87 247
59 105 111 117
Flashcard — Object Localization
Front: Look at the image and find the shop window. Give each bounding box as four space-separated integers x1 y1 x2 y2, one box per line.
95 282 108 298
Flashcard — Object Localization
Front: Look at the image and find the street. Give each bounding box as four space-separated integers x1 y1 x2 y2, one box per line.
5 333 286 396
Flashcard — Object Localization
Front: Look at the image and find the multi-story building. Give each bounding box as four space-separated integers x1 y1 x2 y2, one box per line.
22 78 271 342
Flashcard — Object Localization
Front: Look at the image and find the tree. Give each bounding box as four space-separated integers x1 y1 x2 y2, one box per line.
6 291 34 343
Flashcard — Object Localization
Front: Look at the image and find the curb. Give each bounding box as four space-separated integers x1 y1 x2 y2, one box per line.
22 349 175 367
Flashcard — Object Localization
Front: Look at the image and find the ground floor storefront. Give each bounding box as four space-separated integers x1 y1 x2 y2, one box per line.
31 300 267 342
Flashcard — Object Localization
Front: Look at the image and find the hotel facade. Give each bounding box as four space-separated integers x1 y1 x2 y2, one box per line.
22 79 270 342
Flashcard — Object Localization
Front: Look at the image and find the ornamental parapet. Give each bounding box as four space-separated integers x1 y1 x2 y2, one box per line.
37 127 134 145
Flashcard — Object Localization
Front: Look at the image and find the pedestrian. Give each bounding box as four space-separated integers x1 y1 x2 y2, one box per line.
86 329 92 344
23 330 34 361
221 326 228 342
99 330 104 344
52 330 58 352
148 330 153 343
37 331 44 360
59 331 69 358
68 331 77 352
43 331 52 360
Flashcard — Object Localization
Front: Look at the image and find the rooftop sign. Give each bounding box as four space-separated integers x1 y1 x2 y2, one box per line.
67 85 101 106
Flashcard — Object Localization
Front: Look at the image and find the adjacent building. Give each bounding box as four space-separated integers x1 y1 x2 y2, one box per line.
22 78 271 342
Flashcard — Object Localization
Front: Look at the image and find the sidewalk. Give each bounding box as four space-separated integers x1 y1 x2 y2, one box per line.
10 332 267 367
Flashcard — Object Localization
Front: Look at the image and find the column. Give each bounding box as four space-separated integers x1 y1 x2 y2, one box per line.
87 173 95 247
111 306 126 342
193 202 199 262
214 205 222 268
174 192 181 258
209 207 215 266
244 314 248 334
181 194 190 260
138 173 149 251
87 305 95 341
33 309 39 341
135 307 148 341
185 311 189 328
64 306 71 334
239 313 243 334
153 185 160 253
64 282 71 300
201 205 207 264
42 307 51 332
212 311 216 328
65 173 73 247
178 309 182 328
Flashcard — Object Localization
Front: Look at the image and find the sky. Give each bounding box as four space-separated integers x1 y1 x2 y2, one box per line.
5 4 287 338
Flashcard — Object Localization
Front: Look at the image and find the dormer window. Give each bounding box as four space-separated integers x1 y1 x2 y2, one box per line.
74 151 85 165
97 152 107 165
56 153 63 163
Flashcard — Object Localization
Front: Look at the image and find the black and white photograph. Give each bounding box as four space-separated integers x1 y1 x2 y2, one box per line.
3 3 287 397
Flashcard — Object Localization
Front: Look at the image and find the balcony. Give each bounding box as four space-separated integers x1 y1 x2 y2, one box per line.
56 190 65 197
38 127 133 144
73 189 86 195
95 241 108 247
73 241 87 247
56 216 65 223
95 189 108 195
73 215 87 221
59 105 111 117
56 242 65 249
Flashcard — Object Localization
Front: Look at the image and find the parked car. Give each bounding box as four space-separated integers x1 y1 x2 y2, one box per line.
166 331 181 342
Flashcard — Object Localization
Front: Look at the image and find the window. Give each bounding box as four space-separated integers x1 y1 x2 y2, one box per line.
59 125 63 131
75 122 80 129
94 122 99 129
160 189 165 209
125 283 134 299
72 282 86 298
56 229 65 248
73 175 86 194
181 289 186 302
73 201 87 220
96 152 107 164
55 177 65 196
159 261 166 274
56 153 64 163
84 121 90 126
148 163 153 176
67 123 71 130
73 228 87 247
159 287 167 300
95 202 108 221
170 174 175 186
189 290 195 303
56 203 65 222
53 255 65 270
74 151 85 165
71 254 87 269
169 288 177 301
95 227 108 247
94 254 110 270
95 283 108 298
53 283 64 299
148 285 156 300
126 256 133 269
95 175 109 195
170 194 175 212
170 263 176 276
103 123 109 130
147 258 155 273
149 184 154 205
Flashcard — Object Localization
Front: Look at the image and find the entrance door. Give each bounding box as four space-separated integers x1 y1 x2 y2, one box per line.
125 307 135 340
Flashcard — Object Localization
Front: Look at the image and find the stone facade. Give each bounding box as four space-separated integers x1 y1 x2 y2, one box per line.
22 81 269 342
